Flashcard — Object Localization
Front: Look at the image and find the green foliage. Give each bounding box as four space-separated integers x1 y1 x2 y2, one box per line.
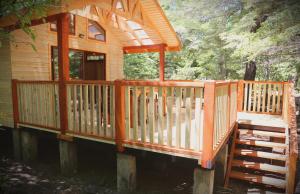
124 0 300 88
124 53 159 80
0 0 59 50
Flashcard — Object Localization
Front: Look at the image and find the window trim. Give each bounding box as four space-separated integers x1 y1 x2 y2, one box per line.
87 19 106 42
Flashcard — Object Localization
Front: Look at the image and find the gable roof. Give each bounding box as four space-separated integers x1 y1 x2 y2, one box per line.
0 0 181 52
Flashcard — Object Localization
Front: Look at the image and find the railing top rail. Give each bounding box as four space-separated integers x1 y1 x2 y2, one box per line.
242 80 289 84
120 80 205 87
65 80 114 85
14 80 59 84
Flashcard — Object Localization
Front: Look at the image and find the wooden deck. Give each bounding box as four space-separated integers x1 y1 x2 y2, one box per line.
237 112 287 128
11 79 298 192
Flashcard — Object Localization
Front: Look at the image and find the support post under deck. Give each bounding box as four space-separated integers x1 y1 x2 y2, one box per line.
214 144 228 190
117 153 136 192
21 129 38 163
193 167 215 194
59 139 77 175
12 128 21 160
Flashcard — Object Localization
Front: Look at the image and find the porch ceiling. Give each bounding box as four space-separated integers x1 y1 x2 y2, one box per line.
0 0 181 52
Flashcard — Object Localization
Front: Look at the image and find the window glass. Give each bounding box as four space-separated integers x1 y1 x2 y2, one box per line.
88 20 106 41
50 14 75 35
51 47 83 80
86 54 105 61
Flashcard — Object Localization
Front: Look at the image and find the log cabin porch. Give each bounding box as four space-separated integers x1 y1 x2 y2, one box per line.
11 79 298 193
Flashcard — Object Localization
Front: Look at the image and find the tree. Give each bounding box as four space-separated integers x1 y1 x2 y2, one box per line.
0 0 59 49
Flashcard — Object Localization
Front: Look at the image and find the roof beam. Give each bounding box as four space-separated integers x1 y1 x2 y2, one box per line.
123 43 166 54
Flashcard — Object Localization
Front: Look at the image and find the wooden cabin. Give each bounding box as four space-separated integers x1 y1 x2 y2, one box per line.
0 1 298 194
0 0 180 128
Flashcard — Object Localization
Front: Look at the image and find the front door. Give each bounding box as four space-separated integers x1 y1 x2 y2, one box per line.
84 52 106 80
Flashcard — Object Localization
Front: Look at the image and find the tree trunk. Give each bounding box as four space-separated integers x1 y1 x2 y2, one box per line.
244 61 256 80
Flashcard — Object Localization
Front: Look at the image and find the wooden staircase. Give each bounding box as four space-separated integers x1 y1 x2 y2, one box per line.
225 124 288 192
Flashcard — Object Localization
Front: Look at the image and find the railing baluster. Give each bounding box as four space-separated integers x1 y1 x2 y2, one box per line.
132 86 138 141
175 87 182 148
158 87 164 145
167 87 173 147
140 86 146 142
185 88 192 149
148 87 155 144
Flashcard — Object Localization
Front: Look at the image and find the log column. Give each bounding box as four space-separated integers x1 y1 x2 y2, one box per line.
57 13 77 175
159 44 166 82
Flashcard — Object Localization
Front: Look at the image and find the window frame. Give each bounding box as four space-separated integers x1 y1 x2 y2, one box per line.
87 19 106 42
49 14 76 35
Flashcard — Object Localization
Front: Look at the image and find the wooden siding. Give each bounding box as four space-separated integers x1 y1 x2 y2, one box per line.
0 39 13 127
10 15 124 81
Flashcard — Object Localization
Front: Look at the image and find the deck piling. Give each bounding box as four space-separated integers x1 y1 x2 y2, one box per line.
21 129 38 163
59 139 77 175
193 167 215 194
12 127 21 160
214 144 228 190
117 153 136 192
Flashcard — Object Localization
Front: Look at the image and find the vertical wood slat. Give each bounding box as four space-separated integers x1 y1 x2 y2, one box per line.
73 85 78 132
252 83 257 112
185 88 192 149
125 86 130 139
132 87 138 141
140 87 146 142
148 87 155 144
256 84 261 112
267 84 271 112
84 85 89 133
79 85 83 133
90 85 95 134
243 82 248 111
277 84 282 112
110 85 115 137
97 85 102 136
262 84 266 112
195 88 203 151
247 83 252 112
272 84 276 113
158 87 164 145
166 87 173 147
103 85 108 136
175 87 182 148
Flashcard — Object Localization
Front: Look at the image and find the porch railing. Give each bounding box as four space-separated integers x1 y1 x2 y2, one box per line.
14 80 60 131
10 79 246 167
65 81 115 143
238 80 285 114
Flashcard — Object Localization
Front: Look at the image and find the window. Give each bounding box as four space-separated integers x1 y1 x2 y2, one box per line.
86 53 105 61
51 47 84 80
88 20 106 41
50 14 75 35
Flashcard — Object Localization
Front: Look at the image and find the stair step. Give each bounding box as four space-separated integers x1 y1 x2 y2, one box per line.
230 170 286 189
238 124 285 133
234 149 286 161
238 129 285 139
236 139 286 149
232 159 286 174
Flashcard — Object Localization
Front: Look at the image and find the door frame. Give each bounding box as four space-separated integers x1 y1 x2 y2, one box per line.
51 46 106 81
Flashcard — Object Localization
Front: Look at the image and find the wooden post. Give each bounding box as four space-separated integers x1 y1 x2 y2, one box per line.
57 13 70 134
201 81 216 168
159 44 165 82
11 79 19 128
115 80 126 152
227 83 231 129
237 80 244 112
